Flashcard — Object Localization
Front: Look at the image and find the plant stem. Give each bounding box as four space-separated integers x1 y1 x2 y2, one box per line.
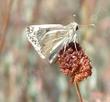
75 82 83 102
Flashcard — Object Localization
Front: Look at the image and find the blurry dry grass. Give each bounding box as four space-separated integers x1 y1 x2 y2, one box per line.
0 0 110 102
0 0 13 53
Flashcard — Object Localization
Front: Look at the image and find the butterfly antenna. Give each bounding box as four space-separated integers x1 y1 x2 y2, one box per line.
79 23 96 28
90 23 96 27
73 34 78 53
72 14 77 21
73 14 77 18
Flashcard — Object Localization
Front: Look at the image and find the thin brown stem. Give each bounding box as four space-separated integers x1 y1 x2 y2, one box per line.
75 82 83 102
0 0 13 53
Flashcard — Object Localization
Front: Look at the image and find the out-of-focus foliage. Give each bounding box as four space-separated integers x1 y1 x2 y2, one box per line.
0 0 110 102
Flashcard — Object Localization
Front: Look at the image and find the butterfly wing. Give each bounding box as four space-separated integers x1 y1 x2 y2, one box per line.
25 24 69 63
39 30 68 63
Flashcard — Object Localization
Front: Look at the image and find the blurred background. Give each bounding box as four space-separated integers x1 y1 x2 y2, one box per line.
0 0 110 102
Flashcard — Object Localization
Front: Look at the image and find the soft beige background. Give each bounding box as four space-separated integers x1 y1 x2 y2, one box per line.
0 0 110 102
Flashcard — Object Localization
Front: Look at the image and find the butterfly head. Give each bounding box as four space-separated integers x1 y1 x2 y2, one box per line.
71 22 79 31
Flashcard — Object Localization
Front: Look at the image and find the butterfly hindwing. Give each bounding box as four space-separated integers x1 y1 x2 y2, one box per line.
39 30 68 60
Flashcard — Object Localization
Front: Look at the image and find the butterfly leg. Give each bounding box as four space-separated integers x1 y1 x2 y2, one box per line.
63 31 71 52
63 42 66 52
68 31 77 51
73 33 78 52
63 38 69 52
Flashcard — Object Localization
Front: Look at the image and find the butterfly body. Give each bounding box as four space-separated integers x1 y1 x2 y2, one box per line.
25 22 79 63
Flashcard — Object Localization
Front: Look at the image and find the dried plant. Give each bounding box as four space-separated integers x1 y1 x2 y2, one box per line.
56 42 92 102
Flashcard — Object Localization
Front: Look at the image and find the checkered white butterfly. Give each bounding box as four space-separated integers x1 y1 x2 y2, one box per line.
25 22 79 63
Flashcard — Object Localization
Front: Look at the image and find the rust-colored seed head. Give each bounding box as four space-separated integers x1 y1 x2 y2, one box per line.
56 42 92 84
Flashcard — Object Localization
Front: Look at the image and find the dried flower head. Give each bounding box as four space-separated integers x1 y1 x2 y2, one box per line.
56 42 92 84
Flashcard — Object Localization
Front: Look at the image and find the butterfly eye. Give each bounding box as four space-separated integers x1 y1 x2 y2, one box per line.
76 25 79 31
71 22 79 31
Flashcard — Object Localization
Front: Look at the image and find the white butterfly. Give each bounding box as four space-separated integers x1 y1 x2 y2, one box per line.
25 22 79 63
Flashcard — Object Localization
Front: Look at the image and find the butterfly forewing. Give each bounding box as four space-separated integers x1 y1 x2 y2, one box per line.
26 24 69 62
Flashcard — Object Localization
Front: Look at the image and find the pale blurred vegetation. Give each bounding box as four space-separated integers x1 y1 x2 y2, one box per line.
0 0 110 102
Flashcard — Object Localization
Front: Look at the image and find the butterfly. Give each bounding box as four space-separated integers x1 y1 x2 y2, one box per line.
25 22 79 63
